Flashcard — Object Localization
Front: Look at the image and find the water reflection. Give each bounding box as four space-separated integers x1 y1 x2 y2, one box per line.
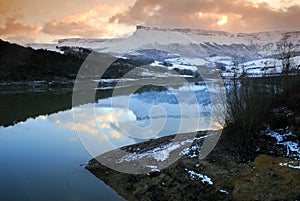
0 81 223 200
48 105 138 155
67 83 221 157
0 111 124 201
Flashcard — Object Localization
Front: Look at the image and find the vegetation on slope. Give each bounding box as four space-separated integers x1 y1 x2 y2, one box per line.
0 40 154 82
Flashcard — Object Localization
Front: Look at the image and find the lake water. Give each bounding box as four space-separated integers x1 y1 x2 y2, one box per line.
0 81 219 201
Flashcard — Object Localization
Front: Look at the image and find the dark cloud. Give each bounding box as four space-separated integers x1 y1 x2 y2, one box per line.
41 19 105 38
110 0 300 32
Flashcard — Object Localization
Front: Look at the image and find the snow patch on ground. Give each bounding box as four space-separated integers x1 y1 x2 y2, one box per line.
279 161 300 169
180 144 200 158
219 189 229 194
148 57 209 74
220 56 300 78
265 128 300 159
116 135 208 163
145 165 160 172
117 142 182 163
179 134 212 158
164 58 198 71
185 168 213 185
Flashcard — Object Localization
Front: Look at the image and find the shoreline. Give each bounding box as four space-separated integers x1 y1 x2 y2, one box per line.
86 129 300 201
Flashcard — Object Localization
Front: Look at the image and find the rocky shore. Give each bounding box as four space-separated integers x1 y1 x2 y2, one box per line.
86 128 300 201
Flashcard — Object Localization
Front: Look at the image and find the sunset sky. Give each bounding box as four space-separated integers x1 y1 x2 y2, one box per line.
1 0 300 44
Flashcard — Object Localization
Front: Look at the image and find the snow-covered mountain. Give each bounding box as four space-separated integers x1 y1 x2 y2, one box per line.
56 26 300 54
28 26 300 77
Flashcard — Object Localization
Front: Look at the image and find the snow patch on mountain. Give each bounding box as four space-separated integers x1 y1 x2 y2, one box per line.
27 26 300 77
55 26 300 56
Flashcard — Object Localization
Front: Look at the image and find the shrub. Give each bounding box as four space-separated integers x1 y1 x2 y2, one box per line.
224 77 275 151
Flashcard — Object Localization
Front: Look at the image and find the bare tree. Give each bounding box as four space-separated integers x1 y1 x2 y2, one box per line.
277 39 293 74
216 58 276 151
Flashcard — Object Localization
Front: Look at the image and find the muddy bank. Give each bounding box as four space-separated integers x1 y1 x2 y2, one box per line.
86 130 300 201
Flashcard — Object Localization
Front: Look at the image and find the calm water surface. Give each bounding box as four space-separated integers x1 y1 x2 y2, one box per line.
0 82 214 201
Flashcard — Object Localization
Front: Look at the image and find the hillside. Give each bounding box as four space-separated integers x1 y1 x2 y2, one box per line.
56 26 300 57
0 40 155 83
29 26 300 77
0 39 84 81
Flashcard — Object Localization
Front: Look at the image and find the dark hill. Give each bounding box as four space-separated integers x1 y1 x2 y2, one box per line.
0 40 155 81
0 39 84 81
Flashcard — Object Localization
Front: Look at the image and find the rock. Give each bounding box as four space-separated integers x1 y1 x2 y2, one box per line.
86 130 300 201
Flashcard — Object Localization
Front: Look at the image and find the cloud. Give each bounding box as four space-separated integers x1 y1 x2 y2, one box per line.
0 17 41 35
47 105 136 141
40 3 131 38
0 1 10 15
110 0 300 32
42 19 105 38
1 1 133 43
2 0 299 44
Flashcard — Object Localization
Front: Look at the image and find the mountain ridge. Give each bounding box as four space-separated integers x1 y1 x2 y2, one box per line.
26 26 300 76
53 26 300 56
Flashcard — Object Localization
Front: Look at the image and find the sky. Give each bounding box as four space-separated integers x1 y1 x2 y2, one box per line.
0 0 300 44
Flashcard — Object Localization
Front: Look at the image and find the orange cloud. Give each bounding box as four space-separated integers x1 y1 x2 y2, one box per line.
110 0 300 32
1 0 299 44
41 3 130 38
0 1 133 43
0 1 10 15
0 17 41 35
42 19 105 38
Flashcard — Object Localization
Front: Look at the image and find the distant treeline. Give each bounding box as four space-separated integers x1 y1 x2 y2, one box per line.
0 40 154 81
0 40 86 81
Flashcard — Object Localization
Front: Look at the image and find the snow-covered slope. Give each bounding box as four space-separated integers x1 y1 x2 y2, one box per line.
27 26 300 77
56 26 300 56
